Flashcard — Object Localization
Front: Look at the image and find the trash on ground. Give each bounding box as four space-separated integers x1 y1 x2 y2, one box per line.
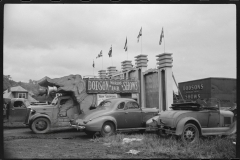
122 138 143 144
126 149 140 155
233 142 236 145
103 143 111 147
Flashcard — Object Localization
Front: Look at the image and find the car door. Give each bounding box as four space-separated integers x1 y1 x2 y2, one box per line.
123 101 142 128
9 100 28 122
206 99 220 127
112 101 128 129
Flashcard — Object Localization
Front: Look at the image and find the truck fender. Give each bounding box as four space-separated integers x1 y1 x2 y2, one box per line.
175 117 202 136
29 113 51 125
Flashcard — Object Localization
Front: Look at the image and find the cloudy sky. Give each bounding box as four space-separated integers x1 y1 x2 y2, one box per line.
4 4 236 89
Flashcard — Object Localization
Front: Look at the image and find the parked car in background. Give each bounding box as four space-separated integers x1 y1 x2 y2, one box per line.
146 98 237 143
70 98 159 137
3 98 31 123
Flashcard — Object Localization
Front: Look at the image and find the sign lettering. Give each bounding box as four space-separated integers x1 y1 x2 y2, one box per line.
86 79 139 93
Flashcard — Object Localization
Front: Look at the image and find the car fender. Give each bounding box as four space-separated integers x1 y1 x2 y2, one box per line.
175 117 202 136
86 116 117 130
29 113 51 125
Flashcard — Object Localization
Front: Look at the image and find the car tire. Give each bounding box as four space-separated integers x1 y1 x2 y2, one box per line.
85 131 96 137
31 117 50 134
181 123 199 143
100 122 115 137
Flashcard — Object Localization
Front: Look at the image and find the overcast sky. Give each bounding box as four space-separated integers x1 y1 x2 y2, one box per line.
4 4 236 88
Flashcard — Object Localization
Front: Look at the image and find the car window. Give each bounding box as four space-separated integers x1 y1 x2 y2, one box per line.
13 101 26 108
125 102 139 110
117 102 125 110
98 101 111 109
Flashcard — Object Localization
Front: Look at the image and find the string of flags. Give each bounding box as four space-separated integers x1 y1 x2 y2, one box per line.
93 26 165 68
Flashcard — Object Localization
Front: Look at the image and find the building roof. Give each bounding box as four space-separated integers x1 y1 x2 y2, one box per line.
3 92 14 99
10 86 28 92
179 77 236 84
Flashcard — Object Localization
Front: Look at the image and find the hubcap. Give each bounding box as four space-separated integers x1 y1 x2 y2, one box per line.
36 120 47 131
104 125 111 133
184 127 195 141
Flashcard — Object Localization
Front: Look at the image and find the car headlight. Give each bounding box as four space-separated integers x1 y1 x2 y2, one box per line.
31 109 36 115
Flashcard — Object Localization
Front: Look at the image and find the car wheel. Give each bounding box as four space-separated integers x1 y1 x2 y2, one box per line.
85 130 96 137
100 122 115 137
31 117 50 134
181 123 199 143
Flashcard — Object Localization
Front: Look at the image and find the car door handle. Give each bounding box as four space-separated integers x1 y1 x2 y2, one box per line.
125 112 128 114
11 108 15 110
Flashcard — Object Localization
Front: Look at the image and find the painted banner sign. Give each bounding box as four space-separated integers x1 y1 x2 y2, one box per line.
86 79 139 93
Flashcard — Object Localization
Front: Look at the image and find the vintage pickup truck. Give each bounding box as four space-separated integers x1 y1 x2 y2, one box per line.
3 98 31 123
146 98 237 143
24 93 83 133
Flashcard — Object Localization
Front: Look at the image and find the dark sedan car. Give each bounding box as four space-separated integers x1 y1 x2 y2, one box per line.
70 98 159 136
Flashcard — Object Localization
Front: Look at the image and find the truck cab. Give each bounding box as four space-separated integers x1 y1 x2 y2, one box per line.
26 95 81 134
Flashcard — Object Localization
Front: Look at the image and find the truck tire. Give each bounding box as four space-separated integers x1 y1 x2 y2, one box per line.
100 122 115 137
31 117 50 134
181 123 199 143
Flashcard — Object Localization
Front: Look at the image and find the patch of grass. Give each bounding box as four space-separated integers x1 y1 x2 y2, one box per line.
95 133 236 159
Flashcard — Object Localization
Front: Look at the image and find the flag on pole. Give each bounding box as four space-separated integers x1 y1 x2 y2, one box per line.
124 37 127 51
159 27 164 45
137 27 142 42
108 45 112 57
92 60 95 68
96 50 103 58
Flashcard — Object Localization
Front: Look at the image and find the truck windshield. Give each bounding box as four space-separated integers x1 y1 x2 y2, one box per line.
51 97 58 105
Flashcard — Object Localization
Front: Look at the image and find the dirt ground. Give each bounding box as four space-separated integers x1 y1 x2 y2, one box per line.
3 125 124 159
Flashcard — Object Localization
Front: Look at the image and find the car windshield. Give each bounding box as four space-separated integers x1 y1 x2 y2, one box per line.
98 101 112 109
51 97 59 105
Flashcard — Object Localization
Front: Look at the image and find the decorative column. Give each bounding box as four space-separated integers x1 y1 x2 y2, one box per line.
121 60 133 79
156 53 173 111
107 66 117 78
135 54 148 108
98 70 107 79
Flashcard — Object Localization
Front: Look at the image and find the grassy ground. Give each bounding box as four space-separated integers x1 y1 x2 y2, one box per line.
92 132 236 159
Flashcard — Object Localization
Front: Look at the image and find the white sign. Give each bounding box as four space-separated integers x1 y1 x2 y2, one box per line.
97 94 118 105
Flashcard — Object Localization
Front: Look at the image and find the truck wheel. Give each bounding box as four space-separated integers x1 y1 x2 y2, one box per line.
181 123 199 143
100 122 115 137
31 117 50 134
85 131 96 137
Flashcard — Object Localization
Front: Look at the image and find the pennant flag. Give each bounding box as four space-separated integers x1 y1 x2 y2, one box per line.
137 27 142 42
124 37 127 51
159 27 164 45
96 50 103 58
92 60 95 68
108 45 112 57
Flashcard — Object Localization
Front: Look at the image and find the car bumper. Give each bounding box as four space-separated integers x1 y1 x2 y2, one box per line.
70 123 86 131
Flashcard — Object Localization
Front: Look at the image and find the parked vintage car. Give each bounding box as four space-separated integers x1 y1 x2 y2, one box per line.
3 98 31 123
70 98 159 137
146 98 237 143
